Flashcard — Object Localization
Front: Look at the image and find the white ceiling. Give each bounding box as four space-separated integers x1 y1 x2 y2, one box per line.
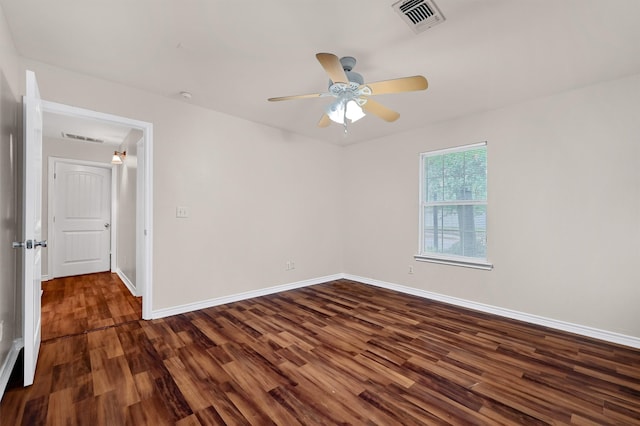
3 0 640 145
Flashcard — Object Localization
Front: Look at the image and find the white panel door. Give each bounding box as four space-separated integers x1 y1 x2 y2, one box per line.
22 70 43 386
53 162 111 277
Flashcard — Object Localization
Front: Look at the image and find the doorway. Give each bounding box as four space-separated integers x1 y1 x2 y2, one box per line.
41 100 153 320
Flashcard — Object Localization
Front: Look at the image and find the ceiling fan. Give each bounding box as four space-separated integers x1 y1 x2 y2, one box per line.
268 53 428 131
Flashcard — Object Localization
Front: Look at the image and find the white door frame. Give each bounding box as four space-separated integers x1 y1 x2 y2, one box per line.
47 157 116 278
42 100 153 320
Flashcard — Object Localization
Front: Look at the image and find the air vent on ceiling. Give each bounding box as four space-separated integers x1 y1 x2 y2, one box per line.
392 0 445 34
61 132 104 143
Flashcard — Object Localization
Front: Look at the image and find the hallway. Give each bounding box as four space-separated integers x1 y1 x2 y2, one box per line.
41 272 142 341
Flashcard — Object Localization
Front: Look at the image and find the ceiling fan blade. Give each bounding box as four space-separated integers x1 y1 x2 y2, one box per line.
318 114 331 128
268 93 324 102
364 75 428 95
316 53 348 84
362 98 400 122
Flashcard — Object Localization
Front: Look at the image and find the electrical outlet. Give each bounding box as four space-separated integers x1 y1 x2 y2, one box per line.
285 261 296 271
408 266 414 274
176 206 189 218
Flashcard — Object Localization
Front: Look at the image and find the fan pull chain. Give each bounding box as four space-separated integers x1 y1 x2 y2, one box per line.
343 108 348 134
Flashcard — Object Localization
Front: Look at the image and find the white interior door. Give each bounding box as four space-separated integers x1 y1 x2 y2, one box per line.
53 162 111 278
22 70 43 386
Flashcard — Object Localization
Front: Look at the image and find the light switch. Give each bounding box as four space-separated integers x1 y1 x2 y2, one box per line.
176 206 189 218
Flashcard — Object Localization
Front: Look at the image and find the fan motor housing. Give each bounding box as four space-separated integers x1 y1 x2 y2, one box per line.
328 56 364 87
345 71 364 85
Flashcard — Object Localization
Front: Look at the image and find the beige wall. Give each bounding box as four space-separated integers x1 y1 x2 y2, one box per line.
16 57 640 340
0 3 20 391
116 130 141 288
40 136 115 277
20 59 344 311
343 73 640 338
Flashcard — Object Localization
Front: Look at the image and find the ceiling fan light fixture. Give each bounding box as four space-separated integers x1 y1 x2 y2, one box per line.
326 100 345 124
268 52 427 129
327 99 365 124
346 100 365 123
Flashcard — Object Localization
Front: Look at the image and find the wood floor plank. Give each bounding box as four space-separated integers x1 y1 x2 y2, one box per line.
124 395 175 426
283 362 399 425
3 277 640 425
20 394 49 426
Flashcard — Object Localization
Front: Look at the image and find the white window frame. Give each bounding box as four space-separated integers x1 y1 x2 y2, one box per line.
415 142 493 270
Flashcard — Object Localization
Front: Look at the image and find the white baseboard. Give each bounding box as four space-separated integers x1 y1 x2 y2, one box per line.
147 271 639 349
0 338 24 401
151 274 343 319
41 274 50 282
343 274 640 349
116 269 138 297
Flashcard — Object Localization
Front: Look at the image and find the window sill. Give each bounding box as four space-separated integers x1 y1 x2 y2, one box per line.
414 255 493 270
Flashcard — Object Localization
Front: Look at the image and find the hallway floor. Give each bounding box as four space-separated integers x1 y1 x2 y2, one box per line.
41 272 142 341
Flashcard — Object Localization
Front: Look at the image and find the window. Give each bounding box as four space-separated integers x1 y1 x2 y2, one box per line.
417 142 492 269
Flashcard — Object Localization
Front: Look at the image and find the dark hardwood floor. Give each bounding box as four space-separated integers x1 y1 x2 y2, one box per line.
41 272 142 341
2 278 639 425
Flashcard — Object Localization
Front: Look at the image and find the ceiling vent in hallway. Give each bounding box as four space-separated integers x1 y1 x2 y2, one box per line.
392 0 445 34
61 132 105 143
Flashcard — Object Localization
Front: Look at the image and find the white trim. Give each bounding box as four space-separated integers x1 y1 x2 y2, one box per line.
47 157 114 280
41 100 153 321
342 274 640 349
135 137 145 311
150 274 343 319
420 141 487 157
125 265 640 348
141 126 153 320
110 164 118 273
116 268 137 297
414 255 493 270
0 338 24 400
41 274 50 282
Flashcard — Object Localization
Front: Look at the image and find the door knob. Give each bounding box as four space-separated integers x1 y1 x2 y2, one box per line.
104 223 110 229
12 240 37 249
